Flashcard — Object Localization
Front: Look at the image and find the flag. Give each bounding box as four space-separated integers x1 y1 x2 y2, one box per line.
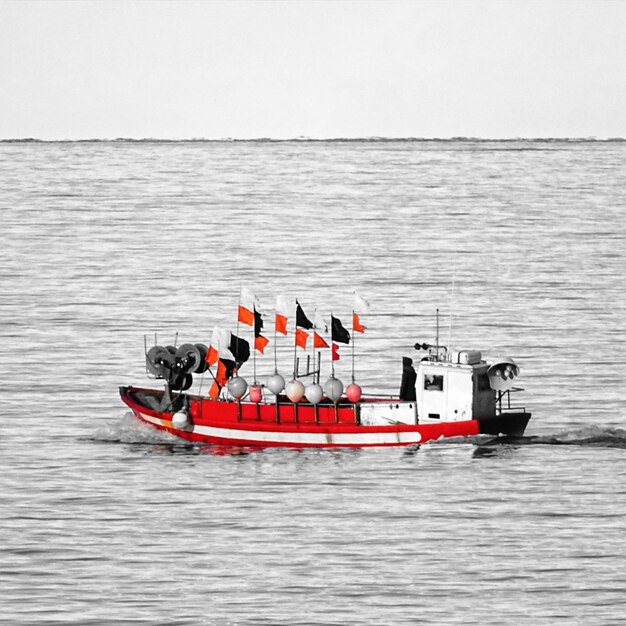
229 333 250 367
331 315 350 344
353 292 368 333
295 328 309 350
353 292 370 314
296 300 313 329
255 335 269 353
314 310 327 333
313 331 329 349
238 305 254 326
254 307 269 353
238 287 256 326
222 358 237 380
254 307 264 335
332 343 340 361
275 295 289 335
353 312 366 333
209 358 236 399
206 327 234 366
206 343 218 367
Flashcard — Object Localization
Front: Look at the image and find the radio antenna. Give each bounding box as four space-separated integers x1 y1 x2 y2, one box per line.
447 273 455 360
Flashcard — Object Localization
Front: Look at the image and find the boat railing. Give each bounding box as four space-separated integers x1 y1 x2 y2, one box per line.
497 387 527 415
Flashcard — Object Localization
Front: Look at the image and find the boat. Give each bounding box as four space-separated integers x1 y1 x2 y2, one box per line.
119 299 531 449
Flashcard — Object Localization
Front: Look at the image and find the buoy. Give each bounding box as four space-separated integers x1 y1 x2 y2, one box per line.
304 383 323 405
346 383 362 403
228 376 248 400
285 379 305 403
172 411 188 429
267 373 285 395
249 385 262 403
324 377 343 402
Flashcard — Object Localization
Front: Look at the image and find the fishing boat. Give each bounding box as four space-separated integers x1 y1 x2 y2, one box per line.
119 295 531 448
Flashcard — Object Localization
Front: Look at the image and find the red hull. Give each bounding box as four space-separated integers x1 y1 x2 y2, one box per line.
120 386 486 448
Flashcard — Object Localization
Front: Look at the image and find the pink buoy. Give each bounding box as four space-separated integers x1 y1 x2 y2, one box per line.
346 383 362 403
249 385 262 403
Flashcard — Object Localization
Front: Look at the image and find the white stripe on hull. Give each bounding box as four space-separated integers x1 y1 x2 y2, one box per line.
138 411 423 446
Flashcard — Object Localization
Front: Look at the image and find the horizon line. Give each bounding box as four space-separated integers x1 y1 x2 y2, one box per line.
1 136 625 144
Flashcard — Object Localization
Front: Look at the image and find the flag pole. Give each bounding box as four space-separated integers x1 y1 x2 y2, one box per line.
292 299 297 379
235 287 241 365
351 306 356 383
312 309 322 382
273 304 278 374
253 327 257 384
331 311 335 379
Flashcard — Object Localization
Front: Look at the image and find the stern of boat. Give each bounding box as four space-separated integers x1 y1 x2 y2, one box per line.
478 411 532 437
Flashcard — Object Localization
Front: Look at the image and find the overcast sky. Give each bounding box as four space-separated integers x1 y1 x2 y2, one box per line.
1 0 625 139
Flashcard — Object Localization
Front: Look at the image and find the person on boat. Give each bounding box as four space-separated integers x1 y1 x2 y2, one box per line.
424 375 443 391
399 357 417 401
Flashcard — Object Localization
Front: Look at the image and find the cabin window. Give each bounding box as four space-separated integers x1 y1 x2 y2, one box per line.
424 374 444 391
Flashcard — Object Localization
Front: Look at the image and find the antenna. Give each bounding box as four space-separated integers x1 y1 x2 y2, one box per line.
447 273 455 361
436 308 439 362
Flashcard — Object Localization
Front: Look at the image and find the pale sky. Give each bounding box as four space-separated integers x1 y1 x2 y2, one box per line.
1 0 625 139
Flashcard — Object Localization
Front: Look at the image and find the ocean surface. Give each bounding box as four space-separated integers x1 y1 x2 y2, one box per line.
1 139 625 624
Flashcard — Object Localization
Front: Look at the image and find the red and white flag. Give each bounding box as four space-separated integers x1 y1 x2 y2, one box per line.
313 331 329 349
254 308 269 353
313 310 329 348
275 295 289 335
206 327 234 366
238 287 256 326
353 292 370 333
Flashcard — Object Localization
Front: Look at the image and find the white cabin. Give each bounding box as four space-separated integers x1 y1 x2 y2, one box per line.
359 349 518 426
416 350 495 422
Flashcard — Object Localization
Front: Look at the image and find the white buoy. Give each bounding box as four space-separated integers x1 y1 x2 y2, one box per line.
172 411 189 429
285 379 305 403
267 373 285 395
324 377 344 402
304 383 323 405
227 376 248 400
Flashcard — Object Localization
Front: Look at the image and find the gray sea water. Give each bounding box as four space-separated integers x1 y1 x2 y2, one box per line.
1 139 626 625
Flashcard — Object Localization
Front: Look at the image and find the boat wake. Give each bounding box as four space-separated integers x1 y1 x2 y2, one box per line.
93 412 182 445
477 425 626 450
